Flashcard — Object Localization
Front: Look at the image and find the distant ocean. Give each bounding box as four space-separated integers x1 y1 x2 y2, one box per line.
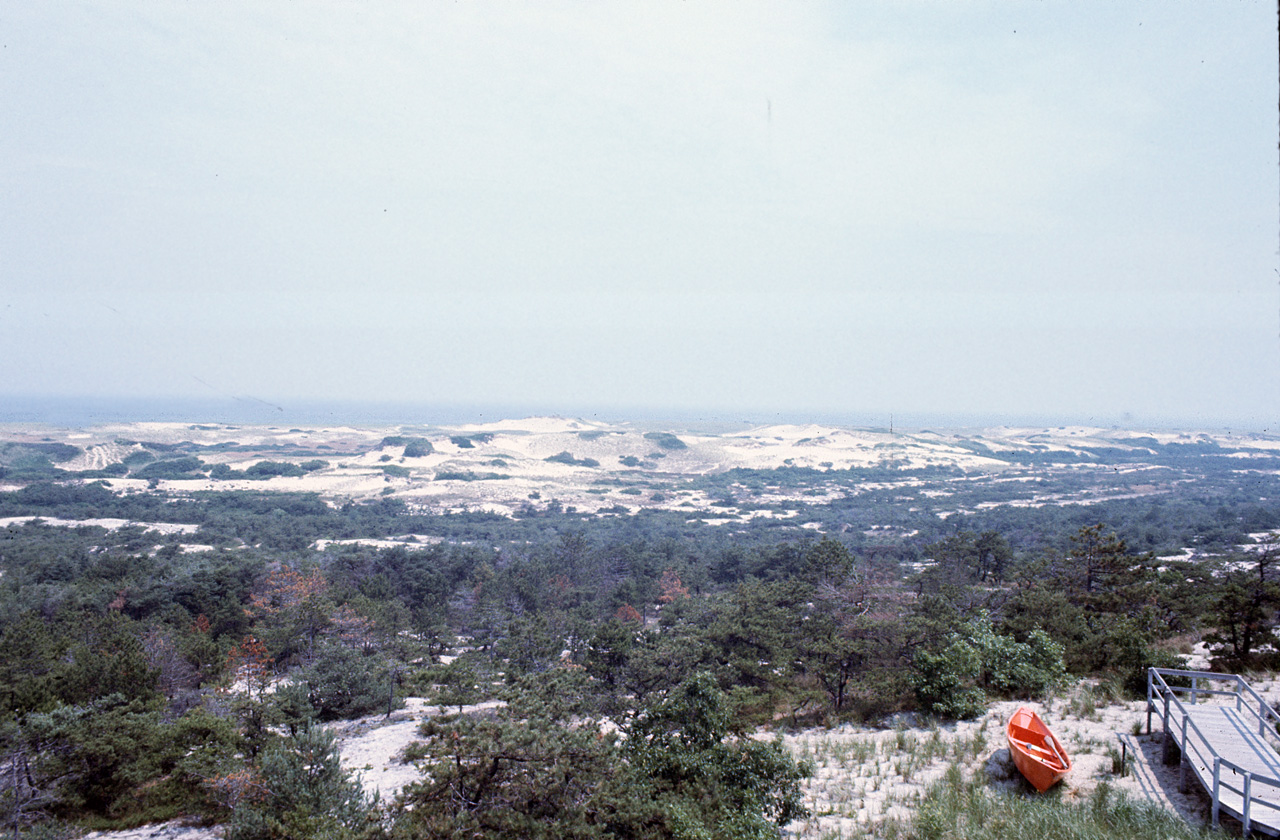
0 394 1231 433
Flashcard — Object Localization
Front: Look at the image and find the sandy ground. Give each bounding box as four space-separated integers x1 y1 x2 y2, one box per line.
0 516 200 534
82 677 1271 840
785 674 1280 837
327 698 505 800
81 823 220 840
781 692 1205 838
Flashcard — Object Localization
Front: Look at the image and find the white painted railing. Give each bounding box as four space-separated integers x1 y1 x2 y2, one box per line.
1147 667 1280 835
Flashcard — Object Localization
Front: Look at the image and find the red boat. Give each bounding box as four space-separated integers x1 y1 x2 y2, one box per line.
1007 706 1071 792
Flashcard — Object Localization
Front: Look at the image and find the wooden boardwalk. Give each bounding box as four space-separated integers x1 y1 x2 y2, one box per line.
1149 668 1280 836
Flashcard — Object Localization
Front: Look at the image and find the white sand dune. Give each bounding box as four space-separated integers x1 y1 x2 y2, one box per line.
4 418 1275 526
0 516 199 534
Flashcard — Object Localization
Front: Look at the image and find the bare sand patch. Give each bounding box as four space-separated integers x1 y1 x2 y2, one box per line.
782 692 1214 839
81 824 221 840
327 698 506 800
0 516 199 534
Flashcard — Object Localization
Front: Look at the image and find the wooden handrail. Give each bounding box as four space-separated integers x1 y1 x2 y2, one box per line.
1153 667 1247 681
1235 676 1280 731
1149 667 1280 829
1147 667 1280 727
1152 668 1280 749
1150 671 1221 757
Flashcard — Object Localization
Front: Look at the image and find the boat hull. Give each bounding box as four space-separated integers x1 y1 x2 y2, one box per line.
1007 706 1071 792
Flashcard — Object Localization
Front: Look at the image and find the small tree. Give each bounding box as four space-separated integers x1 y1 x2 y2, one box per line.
614 603 643 625
625 673 811 839
428 658 483 715
227 636 274 700
398 672 616 840
248 567 333 663
224 727 376 840
297 645 396 722
912 637 986 720
658 569 688 605
1205 541 1280 668
1067 524 1152 616
801 538 855 585
17 694 166 817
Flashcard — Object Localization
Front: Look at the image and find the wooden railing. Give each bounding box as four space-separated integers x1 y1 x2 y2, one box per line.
1147 667 1280 835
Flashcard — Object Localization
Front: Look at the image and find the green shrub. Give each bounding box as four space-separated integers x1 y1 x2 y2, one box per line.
544 452 599 468
19 694 166 818
402 441 432 458
121 449 156 467
972 623 1066 697
131 457 207 480
244 461 305 479
912 638 986 720
224 727 375 840
296 646 395 721
159 707 245 817
643 432 687 451
397 672 808 840
1100 624 1187 698
912 614 1067 719
434 471 509 481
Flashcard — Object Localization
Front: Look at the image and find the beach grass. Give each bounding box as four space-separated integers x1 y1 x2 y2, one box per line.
884 764 1227 840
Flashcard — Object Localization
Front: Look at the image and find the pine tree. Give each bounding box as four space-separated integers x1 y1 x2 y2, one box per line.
395 672 810 840
224 727 378 840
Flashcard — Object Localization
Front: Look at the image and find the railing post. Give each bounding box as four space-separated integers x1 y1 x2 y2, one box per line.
1191 675 1198 705
1180 714 1189 792
1261 698 1268 737
1163 691 1171 736
1147 668 1154 734
1243 771 1253 836
1212 757 1222 827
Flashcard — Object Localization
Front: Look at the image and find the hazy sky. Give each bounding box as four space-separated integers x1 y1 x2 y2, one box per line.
3 2 1277 427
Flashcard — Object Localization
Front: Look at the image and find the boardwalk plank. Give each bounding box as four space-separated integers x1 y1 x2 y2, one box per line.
1156 683 1280 836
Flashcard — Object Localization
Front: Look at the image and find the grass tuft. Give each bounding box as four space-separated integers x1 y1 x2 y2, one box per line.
883 766 1227 840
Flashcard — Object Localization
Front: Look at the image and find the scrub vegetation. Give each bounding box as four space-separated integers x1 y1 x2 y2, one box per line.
0 428 1274 837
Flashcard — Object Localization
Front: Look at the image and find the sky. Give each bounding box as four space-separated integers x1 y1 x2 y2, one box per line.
2 2 1277 429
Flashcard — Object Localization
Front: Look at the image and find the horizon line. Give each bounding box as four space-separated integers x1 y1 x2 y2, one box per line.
0 392 1269 434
